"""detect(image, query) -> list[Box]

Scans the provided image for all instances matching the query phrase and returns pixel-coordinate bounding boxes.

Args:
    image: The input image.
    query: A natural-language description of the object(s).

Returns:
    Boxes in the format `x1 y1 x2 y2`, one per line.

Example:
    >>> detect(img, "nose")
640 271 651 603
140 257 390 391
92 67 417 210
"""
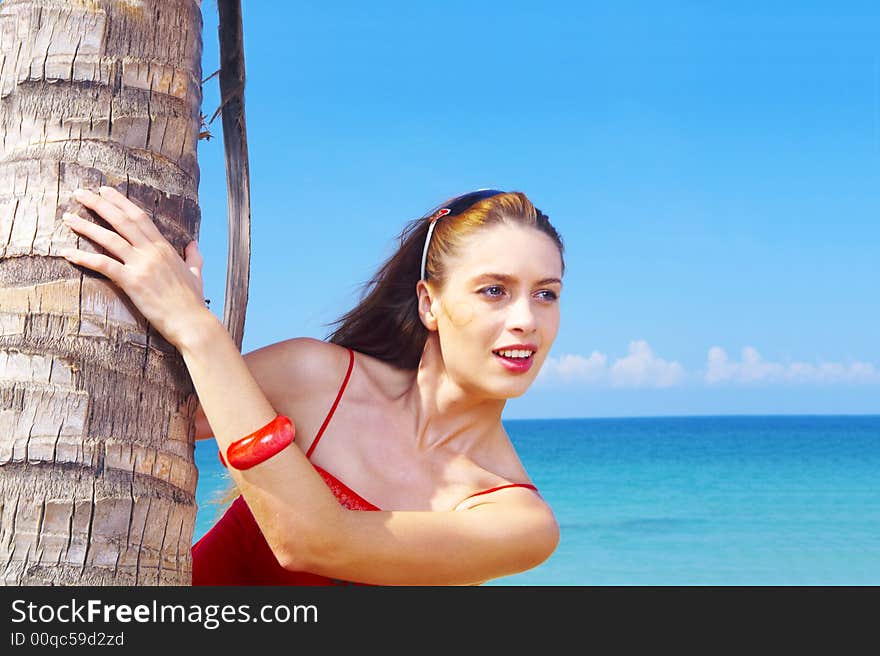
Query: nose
505 294 538 334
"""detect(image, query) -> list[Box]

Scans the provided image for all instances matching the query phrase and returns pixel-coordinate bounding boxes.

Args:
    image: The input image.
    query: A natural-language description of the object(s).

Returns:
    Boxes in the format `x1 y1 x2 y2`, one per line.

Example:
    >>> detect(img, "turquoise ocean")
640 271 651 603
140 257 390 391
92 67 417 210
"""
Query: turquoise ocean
193 415 880 585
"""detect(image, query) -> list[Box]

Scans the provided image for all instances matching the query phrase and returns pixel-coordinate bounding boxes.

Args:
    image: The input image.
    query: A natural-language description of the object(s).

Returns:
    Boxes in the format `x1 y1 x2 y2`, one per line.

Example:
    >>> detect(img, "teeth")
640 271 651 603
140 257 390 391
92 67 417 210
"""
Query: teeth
495 349 534 359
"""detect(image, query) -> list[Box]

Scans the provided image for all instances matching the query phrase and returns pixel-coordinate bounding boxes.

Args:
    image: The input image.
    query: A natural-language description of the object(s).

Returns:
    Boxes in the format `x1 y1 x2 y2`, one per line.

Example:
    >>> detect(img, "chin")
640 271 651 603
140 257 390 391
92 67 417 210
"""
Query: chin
505 389 529 399
501 380 533 399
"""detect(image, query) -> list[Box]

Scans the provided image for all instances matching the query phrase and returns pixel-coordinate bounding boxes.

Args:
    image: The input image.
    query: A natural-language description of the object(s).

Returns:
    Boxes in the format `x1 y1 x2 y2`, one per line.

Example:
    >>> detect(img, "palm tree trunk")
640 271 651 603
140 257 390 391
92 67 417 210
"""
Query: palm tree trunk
0 0 203 585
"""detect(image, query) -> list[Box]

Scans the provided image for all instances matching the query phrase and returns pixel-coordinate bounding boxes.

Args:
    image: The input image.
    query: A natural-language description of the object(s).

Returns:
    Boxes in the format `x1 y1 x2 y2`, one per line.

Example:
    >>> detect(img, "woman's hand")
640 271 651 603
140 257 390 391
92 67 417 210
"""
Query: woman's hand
60 186 208 349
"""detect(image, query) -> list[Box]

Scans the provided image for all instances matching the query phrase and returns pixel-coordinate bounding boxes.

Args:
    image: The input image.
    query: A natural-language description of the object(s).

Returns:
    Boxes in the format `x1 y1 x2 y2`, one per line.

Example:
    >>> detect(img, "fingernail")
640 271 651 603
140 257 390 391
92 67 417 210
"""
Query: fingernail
59 248 71 258
98 185 112 194
62 212 77 223
72 189 87 199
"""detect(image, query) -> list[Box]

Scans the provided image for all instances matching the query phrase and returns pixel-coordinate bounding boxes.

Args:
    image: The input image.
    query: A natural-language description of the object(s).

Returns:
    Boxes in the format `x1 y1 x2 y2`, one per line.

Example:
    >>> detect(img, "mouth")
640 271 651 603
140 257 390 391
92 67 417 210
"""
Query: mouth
492 348 536 372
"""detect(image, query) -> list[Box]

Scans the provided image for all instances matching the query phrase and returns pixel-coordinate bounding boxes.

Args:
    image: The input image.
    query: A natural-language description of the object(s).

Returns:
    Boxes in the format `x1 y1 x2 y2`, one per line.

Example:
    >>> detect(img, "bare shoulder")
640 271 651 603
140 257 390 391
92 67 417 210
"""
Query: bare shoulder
244 336 351 402
460 482 560 574
465 488 561 580
193 337 350 440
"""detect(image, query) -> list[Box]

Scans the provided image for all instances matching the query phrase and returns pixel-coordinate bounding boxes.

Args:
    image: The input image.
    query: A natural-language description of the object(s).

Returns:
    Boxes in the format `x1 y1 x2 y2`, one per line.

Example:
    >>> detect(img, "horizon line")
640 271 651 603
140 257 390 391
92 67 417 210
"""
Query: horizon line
502 412 880 421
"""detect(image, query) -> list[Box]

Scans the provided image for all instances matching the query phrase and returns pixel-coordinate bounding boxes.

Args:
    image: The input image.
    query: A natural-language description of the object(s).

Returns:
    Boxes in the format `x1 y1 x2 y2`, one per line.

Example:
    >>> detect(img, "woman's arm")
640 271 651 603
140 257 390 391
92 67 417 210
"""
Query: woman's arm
63 186 559 585
192 338 315 441
309 488 560 586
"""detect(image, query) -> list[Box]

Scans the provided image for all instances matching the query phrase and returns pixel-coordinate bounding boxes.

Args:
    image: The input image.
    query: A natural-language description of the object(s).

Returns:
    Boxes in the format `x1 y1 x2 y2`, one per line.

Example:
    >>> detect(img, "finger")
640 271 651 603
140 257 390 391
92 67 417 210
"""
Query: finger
60 246 125 281
63 212 133 261
72 188 151 247
185 240 204 277
96 185 138 215
98 186 165 243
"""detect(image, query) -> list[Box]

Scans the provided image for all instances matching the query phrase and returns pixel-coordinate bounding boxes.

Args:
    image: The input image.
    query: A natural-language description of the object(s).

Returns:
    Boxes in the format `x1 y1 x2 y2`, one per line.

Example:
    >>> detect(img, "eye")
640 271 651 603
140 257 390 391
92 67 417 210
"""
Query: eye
480 285 505 298
538 290 559 301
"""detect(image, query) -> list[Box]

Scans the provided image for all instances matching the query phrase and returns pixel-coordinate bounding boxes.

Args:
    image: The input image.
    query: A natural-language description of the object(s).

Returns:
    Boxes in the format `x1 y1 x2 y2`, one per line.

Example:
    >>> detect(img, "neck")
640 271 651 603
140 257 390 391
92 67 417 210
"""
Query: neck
398 334 507 454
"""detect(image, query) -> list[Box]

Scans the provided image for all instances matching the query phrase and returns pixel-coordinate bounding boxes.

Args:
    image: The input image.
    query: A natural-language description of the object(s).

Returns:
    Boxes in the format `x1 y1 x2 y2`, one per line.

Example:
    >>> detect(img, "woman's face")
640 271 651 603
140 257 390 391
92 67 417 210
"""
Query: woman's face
426 222 563 398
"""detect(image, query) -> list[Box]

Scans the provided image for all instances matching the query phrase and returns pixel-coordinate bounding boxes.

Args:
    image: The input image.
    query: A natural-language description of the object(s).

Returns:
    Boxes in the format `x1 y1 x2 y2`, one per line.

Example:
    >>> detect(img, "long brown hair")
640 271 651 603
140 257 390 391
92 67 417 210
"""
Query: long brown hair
323 190 565 369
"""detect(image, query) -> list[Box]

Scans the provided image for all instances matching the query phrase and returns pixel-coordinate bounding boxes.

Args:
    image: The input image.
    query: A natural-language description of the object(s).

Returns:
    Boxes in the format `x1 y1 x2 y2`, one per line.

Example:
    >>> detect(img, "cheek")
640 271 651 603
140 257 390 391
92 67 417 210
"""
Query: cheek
442 299 475 327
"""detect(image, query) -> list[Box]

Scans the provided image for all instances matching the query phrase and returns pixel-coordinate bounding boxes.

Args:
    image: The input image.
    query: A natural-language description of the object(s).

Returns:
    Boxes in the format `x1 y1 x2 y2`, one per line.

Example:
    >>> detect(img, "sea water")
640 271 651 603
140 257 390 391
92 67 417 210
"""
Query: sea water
193 415 880 585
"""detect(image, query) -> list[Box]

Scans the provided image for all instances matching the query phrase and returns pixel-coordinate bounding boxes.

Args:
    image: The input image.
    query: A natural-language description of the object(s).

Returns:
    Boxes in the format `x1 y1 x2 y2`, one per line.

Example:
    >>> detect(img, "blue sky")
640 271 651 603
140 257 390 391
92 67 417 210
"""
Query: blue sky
194 2 879 419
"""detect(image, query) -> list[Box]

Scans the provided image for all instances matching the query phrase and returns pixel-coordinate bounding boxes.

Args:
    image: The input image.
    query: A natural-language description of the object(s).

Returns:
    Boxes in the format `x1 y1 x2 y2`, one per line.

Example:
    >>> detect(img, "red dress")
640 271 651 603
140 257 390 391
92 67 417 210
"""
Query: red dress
191 347 538 586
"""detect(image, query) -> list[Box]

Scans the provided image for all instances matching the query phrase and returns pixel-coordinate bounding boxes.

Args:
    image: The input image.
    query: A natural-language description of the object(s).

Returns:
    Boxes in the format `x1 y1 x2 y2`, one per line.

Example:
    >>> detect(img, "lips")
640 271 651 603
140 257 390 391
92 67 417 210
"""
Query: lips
492 344 537 373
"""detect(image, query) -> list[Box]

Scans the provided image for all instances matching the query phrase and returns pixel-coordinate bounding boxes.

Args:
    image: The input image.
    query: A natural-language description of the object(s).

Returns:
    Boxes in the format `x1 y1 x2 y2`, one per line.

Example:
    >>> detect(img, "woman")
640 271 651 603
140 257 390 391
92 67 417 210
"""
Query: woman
60 187 565 586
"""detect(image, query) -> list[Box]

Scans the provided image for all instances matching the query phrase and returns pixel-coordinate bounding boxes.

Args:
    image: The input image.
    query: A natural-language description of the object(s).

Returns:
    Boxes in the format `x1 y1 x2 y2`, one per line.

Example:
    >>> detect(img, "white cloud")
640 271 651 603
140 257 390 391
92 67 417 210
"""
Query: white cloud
705 346 880 385
538 342 880 389
609 340 687 388
538 340 686 389
537 351 607 384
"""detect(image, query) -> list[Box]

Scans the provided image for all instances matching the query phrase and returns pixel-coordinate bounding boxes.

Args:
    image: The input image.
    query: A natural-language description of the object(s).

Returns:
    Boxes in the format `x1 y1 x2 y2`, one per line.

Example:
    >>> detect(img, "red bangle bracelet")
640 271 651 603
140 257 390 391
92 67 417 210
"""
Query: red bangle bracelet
217 415 296 471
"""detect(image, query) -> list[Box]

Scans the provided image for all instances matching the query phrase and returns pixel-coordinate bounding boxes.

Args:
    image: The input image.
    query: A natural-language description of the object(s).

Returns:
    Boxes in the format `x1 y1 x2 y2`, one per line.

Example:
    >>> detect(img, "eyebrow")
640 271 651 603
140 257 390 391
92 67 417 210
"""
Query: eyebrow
470 273 563 286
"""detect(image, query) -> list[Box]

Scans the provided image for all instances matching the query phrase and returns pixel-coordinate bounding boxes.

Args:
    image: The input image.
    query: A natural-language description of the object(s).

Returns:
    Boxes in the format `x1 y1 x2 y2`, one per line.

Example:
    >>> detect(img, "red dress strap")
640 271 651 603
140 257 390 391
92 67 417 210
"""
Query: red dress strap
305 347 355 459
461 482 539 502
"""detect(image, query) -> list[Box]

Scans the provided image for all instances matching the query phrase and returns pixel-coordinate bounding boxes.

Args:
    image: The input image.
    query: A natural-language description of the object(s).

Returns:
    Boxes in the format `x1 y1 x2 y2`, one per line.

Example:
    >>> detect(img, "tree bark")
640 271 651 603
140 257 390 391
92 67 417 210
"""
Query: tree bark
0 0 203 585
